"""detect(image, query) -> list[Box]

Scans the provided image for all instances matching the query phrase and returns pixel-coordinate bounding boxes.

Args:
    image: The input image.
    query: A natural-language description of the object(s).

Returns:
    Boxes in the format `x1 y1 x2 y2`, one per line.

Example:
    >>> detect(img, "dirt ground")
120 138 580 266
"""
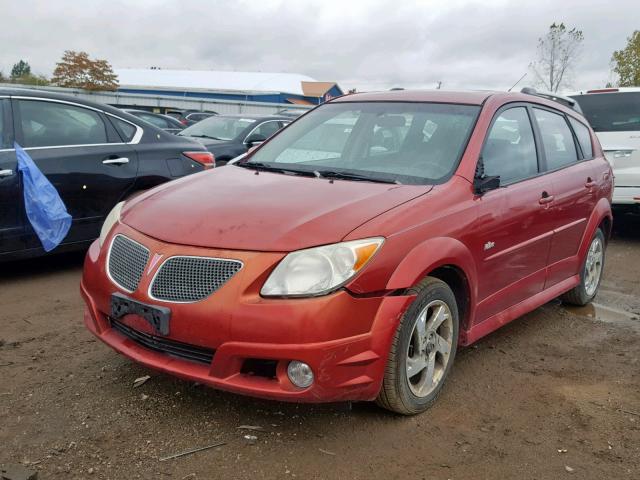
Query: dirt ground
1 215 639 480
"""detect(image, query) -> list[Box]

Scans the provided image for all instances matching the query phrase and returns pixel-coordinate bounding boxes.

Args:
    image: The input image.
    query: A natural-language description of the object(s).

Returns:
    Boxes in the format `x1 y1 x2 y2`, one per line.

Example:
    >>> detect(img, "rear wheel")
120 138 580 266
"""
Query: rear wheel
376 277 459 415
561 228 606 306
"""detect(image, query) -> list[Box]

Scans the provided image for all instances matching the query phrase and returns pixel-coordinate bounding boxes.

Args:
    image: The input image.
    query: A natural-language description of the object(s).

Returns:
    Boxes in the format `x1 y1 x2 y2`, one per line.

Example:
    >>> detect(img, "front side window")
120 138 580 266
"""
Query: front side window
534 108 578 170
19 100 108 148
179 117 256 141
568 117 593 159
482 107 538 184
250 121 282 140
245 102 480 184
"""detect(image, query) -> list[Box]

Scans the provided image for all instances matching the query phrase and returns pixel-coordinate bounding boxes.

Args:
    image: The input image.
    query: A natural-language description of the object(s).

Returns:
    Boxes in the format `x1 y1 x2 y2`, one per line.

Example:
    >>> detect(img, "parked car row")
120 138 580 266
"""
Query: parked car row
118 108 293 165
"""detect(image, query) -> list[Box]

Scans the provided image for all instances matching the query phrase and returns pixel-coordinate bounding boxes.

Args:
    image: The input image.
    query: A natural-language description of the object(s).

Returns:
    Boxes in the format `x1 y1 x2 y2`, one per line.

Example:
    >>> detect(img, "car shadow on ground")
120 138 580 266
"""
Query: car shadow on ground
612 211 640 240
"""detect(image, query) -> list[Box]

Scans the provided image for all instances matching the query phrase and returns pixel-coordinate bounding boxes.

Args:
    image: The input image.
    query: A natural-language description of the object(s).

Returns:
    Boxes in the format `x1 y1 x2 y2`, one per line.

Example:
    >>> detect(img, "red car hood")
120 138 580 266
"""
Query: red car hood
123 167 431 251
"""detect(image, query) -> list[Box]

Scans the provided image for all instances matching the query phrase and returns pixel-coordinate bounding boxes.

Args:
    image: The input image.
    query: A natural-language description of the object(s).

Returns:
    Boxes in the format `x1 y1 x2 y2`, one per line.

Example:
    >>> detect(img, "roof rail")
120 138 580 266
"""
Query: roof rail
520 87 583 114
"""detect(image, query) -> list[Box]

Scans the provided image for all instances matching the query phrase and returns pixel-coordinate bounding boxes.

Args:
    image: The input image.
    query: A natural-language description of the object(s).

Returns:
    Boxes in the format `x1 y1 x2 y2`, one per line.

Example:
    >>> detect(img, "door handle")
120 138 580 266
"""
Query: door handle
102 157 129 165
0 169 13 177
585 177 596 188
539 192 554 205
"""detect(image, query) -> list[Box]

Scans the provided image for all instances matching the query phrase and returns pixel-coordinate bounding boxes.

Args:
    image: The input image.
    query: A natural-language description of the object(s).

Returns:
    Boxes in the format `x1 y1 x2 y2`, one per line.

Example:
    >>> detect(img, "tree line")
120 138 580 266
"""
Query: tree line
1 30 639 93
0 51 118 91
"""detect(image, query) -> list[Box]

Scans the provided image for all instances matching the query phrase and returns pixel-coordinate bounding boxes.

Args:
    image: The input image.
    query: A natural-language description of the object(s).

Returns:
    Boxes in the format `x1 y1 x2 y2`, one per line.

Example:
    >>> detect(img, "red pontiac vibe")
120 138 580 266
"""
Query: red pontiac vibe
81 90 613 414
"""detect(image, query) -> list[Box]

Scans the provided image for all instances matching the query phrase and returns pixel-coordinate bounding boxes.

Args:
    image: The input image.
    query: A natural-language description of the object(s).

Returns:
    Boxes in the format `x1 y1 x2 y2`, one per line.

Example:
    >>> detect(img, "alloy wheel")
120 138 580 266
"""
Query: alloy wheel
405 300 454 398
584 236 604 296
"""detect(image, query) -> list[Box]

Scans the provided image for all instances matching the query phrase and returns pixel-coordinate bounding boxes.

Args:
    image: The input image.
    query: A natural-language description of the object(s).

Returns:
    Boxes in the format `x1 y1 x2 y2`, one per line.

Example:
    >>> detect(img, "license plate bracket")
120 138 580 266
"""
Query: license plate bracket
110 292 171 336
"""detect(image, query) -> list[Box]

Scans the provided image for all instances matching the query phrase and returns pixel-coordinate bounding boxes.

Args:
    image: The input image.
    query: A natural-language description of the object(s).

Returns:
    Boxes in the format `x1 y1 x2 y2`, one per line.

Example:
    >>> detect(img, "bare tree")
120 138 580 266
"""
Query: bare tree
531 23 583 92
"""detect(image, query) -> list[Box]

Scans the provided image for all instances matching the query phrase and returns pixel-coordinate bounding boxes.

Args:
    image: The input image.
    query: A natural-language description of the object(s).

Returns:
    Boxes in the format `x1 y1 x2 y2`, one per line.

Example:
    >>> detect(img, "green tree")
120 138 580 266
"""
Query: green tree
11 60 31 79
51 51 118 91
15 74 50 86
531 23 584 92
612 30 640 87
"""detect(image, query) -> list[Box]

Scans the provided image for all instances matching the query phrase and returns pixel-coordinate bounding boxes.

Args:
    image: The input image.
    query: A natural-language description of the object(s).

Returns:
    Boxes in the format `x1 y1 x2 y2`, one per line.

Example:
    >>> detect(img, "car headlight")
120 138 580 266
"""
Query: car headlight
99 201 125 247
261 237 384 297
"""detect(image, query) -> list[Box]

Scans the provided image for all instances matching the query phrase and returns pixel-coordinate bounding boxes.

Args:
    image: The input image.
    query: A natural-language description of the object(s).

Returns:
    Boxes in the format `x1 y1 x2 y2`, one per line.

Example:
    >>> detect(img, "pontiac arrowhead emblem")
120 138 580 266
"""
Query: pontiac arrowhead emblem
148 253 164 274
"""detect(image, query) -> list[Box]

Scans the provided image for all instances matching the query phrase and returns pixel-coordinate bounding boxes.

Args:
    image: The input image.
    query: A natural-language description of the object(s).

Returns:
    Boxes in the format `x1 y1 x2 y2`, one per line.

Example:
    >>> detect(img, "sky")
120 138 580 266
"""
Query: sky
0 0 636 94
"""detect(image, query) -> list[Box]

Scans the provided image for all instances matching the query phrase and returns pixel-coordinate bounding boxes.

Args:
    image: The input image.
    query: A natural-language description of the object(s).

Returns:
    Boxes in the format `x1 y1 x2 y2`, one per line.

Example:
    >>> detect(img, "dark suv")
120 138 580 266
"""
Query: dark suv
0 88 213 261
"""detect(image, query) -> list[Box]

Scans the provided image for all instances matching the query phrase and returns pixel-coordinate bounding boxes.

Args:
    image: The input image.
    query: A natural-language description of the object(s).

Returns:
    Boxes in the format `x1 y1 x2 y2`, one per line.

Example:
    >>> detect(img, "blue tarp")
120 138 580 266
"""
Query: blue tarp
16 142 71 252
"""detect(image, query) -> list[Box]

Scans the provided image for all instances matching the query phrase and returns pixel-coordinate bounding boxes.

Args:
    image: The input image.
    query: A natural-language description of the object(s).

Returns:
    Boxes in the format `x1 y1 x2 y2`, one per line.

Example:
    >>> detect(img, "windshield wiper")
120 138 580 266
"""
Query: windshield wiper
237 162 316 176
185 134 224 140
313 170 402 184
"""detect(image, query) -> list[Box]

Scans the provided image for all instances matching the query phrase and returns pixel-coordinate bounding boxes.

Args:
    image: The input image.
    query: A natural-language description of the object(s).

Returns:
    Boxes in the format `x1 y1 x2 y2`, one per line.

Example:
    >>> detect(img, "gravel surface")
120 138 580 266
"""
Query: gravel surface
1 215 639 479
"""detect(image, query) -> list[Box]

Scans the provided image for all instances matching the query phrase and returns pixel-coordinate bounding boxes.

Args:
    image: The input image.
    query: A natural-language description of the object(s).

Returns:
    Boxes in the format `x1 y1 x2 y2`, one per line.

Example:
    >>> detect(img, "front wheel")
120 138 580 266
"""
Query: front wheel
561 228 606 306
376 277 459 415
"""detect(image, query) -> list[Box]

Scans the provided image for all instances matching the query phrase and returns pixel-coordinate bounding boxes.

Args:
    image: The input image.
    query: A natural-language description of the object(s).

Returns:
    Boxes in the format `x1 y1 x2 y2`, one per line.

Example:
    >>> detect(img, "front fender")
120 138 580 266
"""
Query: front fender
385 236 478 307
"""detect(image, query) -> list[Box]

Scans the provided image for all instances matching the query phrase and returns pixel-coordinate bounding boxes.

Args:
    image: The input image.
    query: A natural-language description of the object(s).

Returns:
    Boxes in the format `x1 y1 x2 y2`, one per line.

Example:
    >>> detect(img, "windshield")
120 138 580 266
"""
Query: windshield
180 116 256 140
243 102 480 184
571 92 640 132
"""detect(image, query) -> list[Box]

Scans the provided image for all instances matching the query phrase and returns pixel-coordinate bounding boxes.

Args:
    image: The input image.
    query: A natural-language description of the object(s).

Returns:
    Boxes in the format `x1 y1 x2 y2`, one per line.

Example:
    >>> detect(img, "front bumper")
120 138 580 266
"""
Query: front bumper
81 224 413 402
612 186 640 206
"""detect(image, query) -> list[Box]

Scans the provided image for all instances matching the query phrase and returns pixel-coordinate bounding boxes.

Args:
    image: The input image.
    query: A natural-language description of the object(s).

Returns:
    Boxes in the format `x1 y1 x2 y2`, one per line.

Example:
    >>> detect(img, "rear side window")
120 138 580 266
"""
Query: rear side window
568 117 593 159
110 117 137 142
482 107 538 183
19 100 108 147
533 108 578 170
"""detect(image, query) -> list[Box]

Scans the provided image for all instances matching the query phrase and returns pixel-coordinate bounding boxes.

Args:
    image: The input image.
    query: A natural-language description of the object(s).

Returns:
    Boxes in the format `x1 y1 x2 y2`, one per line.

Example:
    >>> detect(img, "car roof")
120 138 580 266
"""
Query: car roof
330 89 588 120
212 114 290 121
0 87 140 118
332 89 497 105
567 87 640 95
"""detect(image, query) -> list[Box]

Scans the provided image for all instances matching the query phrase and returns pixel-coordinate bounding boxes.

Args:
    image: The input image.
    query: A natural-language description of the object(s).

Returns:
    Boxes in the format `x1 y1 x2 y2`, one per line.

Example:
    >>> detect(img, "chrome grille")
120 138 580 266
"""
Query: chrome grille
108 235 150 292
150 256 242 302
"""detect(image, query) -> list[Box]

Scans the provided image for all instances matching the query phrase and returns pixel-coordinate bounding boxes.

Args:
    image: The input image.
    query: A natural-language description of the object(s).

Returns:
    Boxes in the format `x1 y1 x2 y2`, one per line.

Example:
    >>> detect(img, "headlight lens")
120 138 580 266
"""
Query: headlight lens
99 201 124 247
261 237 384 297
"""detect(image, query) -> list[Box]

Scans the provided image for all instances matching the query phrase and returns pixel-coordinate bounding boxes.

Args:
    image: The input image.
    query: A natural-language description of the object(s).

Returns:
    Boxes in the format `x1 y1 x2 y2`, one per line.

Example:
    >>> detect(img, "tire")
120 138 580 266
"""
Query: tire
561 228 606 306
376 277 459 415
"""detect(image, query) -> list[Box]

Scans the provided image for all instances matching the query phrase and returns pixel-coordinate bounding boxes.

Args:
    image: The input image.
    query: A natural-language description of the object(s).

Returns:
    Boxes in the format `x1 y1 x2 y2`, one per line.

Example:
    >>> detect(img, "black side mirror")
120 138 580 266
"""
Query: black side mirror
473 175 500 195
245 134 267 148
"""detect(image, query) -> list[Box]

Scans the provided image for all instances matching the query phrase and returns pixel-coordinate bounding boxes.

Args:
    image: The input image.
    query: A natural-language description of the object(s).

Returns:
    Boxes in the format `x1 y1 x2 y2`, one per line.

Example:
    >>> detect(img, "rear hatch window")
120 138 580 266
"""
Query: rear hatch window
571 92 640 132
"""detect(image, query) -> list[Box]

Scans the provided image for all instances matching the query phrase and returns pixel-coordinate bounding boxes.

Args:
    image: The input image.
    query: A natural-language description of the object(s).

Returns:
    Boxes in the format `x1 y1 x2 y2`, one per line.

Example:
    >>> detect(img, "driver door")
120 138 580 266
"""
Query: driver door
0 98 26 254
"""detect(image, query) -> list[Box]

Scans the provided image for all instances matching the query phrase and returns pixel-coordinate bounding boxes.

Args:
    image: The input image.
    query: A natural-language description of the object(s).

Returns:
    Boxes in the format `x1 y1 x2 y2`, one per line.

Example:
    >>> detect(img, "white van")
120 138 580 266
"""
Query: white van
570 88 640 211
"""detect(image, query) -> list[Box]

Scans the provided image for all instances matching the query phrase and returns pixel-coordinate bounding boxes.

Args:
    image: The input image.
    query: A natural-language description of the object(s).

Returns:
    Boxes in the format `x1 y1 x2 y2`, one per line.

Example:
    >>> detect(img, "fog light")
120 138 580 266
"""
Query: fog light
287 361 314 388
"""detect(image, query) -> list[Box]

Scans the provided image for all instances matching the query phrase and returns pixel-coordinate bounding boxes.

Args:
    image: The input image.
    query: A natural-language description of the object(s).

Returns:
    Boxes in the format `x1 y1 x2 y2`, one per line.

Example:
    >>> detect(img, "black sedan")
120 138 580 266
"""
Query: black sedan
177 114 291 165
0 88 213 261
121 109 185 134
